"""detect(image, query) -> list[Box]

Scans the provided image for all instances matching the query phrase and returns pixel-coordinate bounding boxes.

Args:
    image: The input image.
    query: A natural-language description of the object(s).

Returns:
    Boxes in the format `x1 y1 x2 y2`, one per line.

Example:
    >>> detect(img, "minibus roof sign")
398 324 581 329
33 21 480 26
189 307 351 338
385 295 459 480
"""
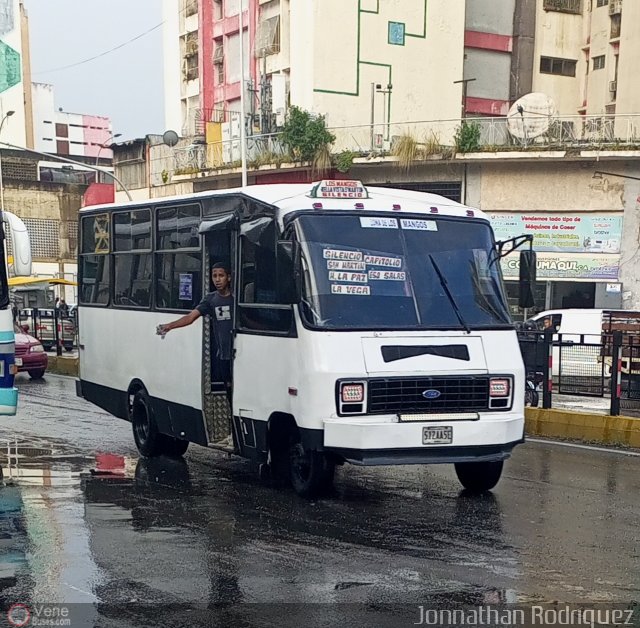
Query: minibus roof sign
310 179 369 199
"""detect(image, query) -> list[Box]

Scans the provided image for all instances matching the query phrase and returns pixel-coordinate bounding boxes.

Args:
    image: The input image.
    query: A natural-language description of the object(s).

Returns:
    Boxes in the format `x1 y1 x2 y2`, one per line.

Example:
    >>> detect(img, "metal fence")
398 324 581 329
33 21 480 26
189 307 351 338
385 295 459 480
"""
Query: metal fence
17 308 77 355
517 330 640 416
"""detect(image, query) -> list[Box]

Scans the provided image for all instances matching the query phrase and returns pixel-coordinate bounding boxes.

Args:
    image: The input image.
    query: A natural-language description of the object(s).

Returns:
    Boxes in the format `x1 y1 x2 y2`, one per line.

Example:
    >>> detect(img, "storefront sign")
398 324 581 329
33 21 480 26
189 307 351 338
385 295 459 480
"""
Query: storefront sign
489 213 623 254
501 253 619 280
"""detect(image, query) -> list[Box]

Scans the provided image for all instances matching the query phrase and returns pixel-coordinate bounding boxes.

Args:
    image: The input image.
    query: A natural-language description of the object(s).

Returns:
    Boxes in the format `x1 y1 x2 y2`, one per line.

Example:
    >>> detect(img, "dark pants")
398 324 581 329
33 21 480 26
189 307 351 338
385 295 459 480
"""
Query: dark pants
212 359 232 406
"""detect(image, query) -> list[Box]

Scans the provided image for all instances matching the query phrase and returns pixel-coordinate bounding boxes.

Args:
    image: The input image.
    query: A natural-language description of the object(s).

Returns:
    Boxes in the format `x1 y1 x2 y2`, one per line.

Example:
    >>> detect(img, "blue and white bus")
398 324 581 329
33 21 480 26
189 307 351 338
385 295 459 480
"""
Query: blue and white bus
76 180 535 497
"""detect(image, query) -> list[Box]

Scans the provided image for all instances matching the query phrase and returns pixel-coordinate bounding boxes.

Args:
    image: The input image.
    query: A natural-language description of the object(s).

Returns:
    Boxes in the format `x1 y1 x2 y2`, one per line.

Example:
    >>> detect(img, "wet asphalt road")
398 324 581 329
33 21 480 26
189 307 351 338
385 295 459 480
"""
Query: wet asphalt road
0 374 639 627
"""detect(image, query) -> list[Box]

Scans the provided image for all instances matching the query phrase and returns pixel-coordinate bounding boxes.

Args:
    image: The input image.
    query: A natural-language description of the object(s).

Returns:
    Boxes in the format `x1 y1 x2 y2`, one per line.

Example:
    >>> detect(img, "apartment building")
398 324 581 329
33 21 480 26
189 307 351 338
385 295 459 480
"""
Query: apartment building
532 0 639 116
164 0 522 142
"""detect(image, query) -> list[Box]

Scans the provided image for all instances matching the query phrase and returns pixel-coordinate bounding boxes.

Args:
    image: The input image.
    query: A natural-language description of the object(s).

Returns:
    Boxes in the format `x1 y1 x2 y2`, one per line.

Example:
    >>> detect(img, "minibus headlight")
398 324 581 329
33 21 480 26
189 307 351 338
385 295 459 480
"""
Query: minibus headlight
341 383 365 403
489 378 510 397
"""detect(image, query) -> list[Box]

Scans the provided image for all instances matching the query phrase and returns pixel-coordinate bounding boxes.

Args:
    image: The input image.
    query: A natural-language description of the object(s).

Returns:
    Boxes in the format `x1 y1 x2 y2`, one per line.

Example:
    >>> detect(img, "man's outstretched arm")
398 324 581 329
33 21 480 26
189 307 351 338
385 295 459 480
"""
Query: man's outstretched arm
157 309 202 335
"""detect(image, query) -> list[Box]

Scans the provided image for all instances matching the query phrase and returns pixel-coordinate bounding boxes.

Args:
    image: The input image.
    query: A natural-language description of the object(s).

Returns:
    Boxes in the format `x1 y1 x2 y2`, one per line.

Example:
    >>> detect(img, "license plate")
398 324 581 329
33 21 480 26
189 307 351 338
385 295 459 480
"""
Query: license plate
15 358 22 366
422 426 453 445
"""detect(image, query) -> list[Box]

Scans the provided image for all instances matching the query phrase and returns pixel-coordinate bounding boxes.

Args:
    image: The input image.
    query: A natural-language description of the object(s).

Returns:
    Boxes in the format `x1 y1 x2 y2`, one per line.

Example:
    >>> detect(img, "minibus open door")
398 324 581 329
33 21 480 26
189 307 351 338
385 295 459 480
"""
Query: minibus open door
199 214 238 449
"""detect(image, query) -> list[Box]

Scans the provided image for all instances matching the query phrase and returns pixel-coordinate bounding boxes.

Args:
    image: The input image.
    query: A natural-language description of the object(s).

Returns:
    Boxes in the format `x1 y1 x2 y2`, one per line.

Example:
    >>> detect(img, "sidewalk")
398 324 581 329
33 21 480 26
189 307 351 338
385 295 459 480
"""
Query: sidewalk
526 393 640 448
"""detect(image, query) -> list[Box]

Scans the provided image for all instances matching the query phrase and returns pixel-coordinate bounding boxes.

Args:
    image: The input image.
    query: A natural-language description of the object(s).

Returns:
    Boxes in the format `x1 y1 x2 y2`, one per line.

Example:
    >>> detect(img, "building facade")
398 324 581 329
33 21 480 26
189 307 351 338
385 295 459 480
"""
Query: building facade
31 83 114 160
532 0 639 117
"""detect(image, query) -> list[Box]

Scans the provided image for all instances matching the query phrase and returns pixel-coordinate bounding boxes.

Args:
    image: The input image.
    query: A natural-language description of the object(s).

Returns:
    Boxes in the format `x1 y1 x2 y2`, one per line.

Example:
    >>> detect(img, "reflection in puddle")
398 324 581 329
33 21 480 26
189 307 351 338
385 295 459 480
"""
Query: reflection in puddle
0 436 530 616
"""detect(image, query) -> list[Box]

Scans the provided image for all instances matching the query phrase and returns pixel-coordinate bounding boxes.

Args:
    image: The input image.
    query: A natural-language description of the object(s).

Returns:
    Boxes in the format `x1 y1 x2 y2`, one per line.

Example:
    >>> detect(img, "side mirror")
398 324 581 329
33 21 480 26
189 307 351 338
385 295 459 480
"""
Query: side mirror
20 325 29 333
276 240 301 304
518 250 537 309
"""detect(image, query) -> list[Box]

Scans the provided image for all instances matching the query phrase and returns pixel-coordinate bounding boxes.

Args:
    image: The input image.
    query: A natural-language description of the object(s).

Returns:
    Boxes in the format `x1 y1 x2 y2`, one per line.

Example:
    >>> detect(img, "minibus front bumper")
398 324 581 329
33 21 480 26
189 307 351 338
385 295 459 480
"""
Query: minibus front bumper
323 415 524 466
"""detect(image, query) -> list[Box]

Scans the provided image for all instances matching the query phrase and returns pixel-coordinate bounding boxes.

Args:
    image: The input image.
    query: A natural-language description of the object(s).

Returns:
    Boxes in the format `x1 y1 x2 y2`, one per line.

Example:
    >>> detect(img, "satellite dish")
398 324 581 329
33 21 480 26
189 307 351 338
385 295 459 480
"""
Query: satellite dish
162 130 179 147
507 93 556 140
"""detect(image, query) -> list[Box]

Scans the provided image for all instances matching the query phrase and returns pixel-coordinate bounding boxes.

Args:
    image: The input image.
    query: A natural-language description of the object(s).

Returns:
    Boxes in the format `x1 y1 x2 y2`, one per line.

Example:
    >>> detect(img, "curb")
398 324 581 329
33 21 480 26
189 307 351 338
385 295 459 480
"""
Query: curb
525 407 640 448
47 356 79 377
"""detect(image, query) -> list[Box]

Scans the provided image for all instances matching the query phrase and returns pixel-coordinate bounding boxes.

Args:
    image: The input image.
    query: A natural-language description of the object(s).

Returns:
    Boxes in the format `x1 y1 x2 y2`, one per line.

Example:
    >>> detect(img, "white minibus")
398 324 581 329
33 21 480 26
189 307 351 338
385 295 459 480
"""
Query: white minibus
76 181 535 497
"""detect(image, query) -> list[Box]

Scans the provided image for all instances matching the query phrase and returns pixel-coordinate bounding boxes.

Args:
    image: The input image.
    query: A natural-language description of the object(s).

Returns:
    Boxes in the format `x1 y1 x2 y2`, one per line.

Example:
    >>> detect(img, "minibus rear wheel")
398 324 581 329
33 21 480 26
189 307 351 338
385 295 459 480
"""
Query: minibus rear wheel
132 390 165 457
289 433 335 498
454 460 503 492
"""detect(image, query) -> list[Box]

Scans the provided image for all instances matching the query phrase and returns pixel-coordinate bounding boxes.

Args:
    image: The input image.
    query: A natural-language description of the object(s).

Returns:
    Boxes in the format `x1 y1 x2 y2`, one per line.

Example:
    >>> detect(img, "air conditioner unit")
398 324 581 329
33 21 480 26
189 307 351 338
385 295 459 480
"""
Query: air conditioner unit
609 0 622 15
609 80 617 93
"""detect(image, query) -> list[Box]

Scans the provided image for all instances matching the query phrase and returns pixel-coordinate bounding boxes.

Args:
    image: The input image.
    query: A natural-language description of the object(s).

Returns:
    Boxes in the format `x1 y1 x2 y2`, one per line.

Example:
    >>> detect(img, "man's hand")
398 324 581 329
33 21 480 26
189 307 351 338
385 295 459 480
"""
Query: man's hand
156 324 170 337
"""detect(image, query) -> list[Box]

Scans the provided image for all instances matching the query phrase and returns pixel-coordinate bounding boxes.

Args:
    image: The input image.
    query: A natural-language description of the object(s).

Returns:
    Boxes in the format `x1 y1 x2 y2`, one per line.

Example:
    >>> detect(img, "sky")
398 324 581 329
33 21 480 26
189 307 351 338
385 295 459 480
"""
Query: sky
26 0 165 140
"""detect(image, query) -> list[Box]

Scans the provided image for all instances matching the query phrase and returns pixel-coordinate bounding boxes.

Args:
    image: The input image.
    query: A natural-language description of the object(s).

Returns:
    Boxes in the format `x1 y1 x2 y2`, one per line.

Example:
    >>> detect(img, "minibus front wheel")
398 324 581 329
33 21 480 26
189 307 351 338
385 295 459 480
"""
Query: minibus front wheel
289 433 335 498
454 460 503 493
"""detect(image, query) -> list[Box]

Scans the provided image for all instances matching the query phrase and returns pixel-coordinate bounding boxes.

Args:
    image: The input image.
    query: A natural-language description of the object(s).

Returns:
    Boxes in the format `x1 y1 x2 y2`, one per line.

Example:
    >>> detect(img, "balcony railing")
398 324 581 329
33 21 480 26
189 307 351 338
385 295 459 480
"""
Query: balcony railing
149 112 640 184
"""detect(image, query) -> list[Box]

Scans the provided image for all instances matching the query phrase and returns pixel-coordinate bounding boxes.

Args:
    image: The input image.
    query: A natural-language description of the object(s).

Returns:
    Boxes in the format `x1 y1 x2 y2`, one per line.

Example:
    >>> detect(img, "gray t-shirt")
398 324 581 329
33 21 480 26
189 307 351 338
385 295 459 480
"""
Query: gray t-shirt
196 292 234 360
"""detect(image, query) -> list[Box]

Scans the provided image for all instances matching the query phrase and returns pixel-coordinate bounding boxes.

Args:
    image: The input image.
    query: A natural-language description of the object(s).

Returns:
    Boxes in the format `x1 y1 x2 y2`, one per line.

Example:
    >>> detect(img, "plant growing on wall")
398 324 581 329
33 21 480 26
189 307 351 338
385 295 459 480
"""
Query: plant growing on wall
393 133 420 171
336 150 355 173
454 121 482 153
280 106 336 163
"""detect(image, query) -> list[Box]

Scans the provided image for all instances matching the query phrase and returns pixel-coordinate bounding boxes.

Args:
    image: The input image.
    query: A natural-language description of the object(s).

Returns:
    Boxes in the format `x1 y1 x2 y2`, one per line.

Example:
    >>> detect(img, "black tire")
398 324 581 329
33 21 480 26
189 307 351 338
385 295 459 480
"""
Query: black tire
289 433 335 498
64 346 74 353
525 386 539 407
28 370 45 380
131 390 165 457
455 460 503 493
42 344 52 352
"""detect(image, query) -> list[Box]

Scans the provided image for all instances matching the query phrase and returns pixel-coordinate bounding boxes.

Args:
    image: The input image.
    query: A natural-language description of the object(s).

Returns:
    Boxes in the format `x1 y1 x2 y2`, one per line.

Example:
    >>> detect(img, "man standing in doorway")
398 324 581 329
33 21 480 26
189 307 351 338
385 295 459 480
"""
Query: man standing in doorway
156 262 234 403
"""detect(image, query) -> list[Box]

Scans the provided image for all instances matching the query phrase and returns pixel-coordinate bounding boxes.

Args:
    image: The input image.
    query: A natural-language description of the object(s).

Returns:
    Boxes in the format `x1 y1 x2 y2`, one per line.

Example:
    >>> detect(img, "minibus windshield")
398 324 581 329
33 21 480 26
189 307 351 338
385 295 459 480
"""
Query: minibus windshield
295 213 511 330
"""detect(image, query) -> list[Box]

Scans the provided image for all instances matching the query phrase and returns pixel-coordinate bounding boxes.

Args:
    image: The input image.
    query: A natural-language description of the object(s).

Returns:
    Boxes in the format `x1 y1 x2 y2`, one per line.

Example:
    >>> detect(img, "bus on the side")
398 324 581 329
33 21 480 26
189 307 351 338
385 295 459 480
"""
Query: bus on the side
0 211 32 414
76 180 535 497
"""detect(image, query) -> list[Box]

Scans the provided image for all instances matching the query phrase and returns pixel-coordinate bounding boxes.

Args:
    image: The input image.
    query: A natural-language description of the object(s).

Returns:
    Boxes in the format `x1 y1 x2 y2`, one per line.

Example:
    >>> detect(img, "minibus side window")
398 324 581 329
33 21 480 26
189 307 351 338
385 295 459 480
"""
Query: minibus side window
79 214 110 306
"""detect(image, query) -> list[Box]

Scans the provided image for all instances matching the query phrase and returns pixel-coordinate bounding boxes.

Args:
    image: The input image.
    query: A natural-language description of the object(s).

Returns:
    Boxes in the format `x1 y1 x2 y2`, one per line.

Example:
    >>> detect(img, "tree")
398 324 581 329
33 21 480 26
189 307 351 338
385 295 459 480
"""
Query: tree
280 106 336 162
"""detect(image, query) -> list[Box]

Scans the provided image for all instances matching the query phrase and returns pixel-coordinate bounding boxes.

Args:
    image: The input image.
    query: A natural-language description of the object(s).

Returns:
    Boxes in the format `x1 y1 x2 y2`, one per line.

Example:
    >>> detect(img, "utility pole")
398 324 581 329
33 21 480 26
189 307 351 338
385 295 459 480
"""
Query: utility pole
370 83 378 152
239 0 248 187
376 84 393 142
453 78 476 120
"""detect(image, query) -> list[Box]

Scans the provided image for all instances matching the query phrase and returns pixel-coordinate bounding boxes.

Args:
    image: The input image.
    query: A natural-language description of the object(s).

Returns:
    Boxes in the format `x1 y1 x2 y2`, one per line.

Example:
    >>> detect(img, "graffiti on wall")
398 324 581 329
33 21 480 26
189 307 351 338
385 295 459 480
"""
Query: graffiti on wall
0 39 20 93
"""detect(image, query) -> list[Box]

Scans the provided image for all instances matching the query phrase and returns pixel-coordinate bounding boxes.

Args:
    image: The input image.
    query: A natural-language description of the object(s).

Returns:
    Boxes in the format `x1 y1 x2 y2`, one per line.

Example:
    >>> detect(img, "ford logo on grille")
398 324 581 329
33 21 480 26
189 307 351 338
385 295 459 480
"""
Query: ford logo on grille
422 389 442 399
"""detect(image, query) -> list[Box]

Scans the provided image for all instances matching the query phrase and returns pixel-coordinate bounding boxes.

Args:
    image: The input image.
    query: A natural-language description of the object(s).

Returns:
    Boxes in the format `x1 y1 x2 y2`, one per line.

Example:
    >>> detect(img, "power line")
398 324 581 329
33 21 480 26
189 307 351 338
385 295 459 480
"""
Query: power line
33 21 163 75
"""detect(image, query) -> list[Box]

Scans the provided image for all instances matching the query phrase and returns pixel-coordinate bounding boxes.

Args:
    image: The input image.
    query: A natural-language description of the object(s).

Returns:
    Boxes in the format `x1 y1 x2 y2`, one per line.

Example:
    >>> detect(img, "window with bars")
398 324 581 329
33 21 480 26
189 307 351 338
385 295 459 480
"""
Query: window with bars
22 219 60 259
543 0 582 13
593 55 606 70
1 158 38 181
540 56 577 76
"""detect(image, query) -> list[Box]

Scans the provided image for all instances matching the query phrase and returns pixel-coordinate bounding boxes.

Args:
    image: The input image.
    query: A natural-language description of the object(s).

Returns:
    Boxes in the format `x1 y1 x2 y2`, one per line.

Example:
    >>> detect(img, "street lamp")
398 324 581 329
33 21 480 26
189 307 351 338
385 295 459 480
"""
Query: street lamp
0 110 15 221
453 78 476 120
593 170 640 182
95 132 122 166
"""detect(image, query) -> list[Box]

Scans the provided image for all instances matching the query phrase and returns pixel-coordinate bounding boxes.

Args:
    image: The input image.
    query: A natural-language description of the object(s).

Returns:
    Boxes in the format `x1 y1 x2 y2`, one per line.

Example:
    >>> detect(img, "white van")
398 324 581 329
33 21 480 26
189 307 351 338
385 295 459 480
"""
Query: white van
526 309 607 377
528 308 604 340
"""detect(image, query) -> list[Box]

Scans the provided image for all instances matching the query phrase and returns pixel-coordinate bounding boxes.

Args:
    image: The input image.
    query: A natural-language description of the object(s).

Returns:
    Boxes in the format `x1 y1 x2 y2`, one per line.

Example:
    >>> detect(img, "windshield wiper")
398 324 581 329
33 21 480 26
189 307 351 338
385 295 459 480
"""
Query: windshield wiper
428 254 471 334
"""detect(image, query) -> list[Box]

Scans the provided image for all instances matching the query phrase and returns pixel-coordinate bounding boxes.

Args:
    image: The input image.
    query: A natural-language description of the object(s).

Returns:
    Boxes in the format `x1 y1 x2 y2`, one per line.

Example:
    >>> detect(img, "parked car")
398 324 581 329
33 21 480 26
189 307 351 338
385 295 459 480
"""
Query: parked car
18 308 75 352
14 323 48 379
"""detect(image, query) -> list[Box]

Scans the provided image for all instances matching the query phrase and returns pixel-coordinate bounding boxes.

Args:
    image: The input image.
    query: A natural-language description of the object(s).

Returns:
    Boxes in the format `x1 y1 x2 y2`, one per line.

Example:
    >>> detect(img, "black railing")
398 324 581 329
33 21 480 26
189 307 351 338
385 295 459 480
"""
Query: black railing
517 329 640 416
